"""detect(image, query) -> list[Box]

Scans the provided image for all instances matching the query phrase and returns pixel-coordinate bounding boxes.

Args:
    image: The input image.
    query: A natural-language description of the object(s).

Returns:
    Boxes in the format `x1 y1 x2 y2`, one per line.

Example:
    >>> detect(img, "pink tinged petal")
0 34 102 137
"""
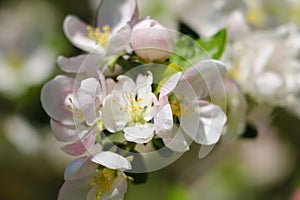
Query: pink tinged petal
50 119 87 142
63 15 106 54
107 24 131 56
97 0 138 32
195 101 227 145
58 177 92 200
162 125 190 152
124 124 155 144
159 72 182 100
61 126 98 156
57 54 104 74
41 75 75 125
91 151 131 171
182 60 226 99
78 78 102 126
102 94 130 132
64 157 90 180
131 18 175 62
60 158 98 199
154 104 173 137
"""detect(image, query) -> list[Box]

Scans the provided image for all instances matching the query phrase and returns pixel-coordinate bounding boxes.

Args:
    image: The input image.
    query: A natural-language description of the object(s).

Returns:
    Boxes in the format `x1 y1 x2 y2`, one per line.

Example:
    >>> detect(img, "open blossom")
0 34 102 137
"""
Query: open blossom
102 71 173 144
58 151 131 200
57 0 138 73
175 0 247 37
0 1 57 97
131 17 175 62
224 24 300 113
159 60 227 154
41 73 115 156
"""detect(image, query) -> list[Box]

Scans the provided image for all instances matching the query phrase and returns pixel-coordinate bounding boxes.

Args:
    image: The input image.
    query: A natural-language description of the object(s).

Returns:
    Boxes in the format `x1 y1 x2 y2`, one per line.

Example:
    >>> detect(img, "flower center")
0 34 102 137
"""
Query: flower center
170 94 196 119
91 168 116 200
123 92 145 123
86 25 111 47
6 54 24 70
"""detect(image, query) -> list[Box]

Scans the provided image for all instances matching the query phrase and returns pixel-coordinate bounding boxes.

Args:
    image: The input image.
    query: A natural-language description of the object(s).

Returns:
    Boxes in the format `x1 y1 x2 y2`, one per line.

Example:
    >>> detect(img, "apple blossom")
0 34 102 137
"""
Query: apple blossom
131 17 175 62
58 151 131 200
101 71 173 144
224 24 300 112
0 1 57 97
58 0 138 73
41 73 115 156
159 60 227 153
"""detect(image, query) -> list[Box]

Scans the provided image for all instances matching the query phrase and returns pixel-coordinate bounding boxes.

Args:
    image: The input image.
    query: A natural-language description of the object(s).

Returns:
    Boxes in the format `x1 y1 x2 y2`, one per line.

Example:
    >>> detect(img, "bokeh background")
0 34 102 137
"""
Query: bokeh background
0 0 300 199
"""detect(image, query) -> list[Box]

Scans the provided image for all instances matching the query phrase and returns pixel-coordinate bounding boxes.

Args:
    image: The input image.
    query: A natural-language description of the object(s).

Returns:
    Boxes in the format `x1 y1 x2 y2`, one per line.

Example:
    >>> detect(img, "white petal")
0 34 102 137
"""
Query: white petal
195 101 227 145
154 103 173 137
159 72 182 100
102 94 130 132
91 151 131 170
50 119 85 142
64 157 89 180
97 0 138 32
57 54 104 73
63 15 106 54
41 75 75 124
107 24 131 56
255 72 283 97
198 144 215 159
61 126 98 156
124 124 155 144
181 60 226 98
58 177 92 200
77 78 101 126
162 125 190 152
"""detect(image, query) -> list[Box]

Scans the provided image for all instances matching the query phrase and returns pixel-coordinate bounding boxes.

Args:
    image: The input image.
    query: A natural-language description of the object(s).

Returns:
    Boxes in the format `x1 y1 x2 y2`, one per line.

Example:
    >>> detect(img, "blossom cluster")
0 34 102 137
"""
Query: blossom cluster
41 0 228 199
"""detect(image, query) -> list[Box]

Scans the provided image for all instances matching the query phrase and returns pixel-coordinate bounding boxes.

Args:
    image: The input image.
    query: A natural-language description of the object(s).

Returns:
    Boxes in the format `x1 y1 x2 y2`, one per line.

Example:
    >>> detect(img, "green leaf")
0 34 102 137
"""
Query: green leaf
197 28 227 60
170 29 227 70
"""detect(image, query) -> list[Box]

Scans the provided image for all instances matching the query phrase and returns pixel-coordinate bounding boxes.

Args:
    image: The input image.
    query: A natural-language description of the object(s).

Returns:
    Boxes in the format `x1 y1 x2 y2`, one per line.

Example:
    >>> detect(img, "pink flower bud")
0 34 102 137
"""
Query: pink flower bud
131 18 175 62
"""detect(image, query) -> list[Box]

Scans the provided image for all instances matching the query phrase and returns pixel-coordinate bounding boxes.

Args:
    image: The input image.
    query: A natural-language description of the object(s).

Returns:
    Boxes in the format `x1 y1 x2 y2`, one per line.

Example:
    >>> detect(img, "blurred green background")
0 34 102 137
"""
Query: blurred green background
0 0 300 199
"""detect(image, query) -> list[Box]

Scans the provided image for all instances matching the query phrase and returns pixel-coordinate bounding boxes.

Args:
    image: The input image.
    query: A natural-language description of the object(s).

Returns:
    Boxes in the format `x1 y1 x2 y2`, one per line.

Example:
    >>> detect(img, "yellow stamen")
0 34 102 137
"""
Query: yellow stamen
91 168 116 200
86 25 111 48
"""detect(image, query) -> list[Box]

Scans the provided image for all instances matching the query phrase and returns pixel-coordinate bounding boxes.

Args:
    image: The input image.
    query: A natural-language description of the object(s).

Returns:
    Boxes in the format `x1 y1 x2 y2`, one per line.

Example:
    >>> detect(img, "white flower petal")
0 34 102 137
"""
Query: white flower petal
182 60 226 99
91 151 131 170
61 126 98 156
124 124 155 144
41 75 75 124
154 103 173 137
159 72 182 100
107 24 131 56
97 0 138 32
64 157 89 180
162 125 190 152
50 119 86 142
195 101 227 145
78 78 101 126
58 177 92 200
102 94 130 132
63 15 106 54
57 54 104 74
